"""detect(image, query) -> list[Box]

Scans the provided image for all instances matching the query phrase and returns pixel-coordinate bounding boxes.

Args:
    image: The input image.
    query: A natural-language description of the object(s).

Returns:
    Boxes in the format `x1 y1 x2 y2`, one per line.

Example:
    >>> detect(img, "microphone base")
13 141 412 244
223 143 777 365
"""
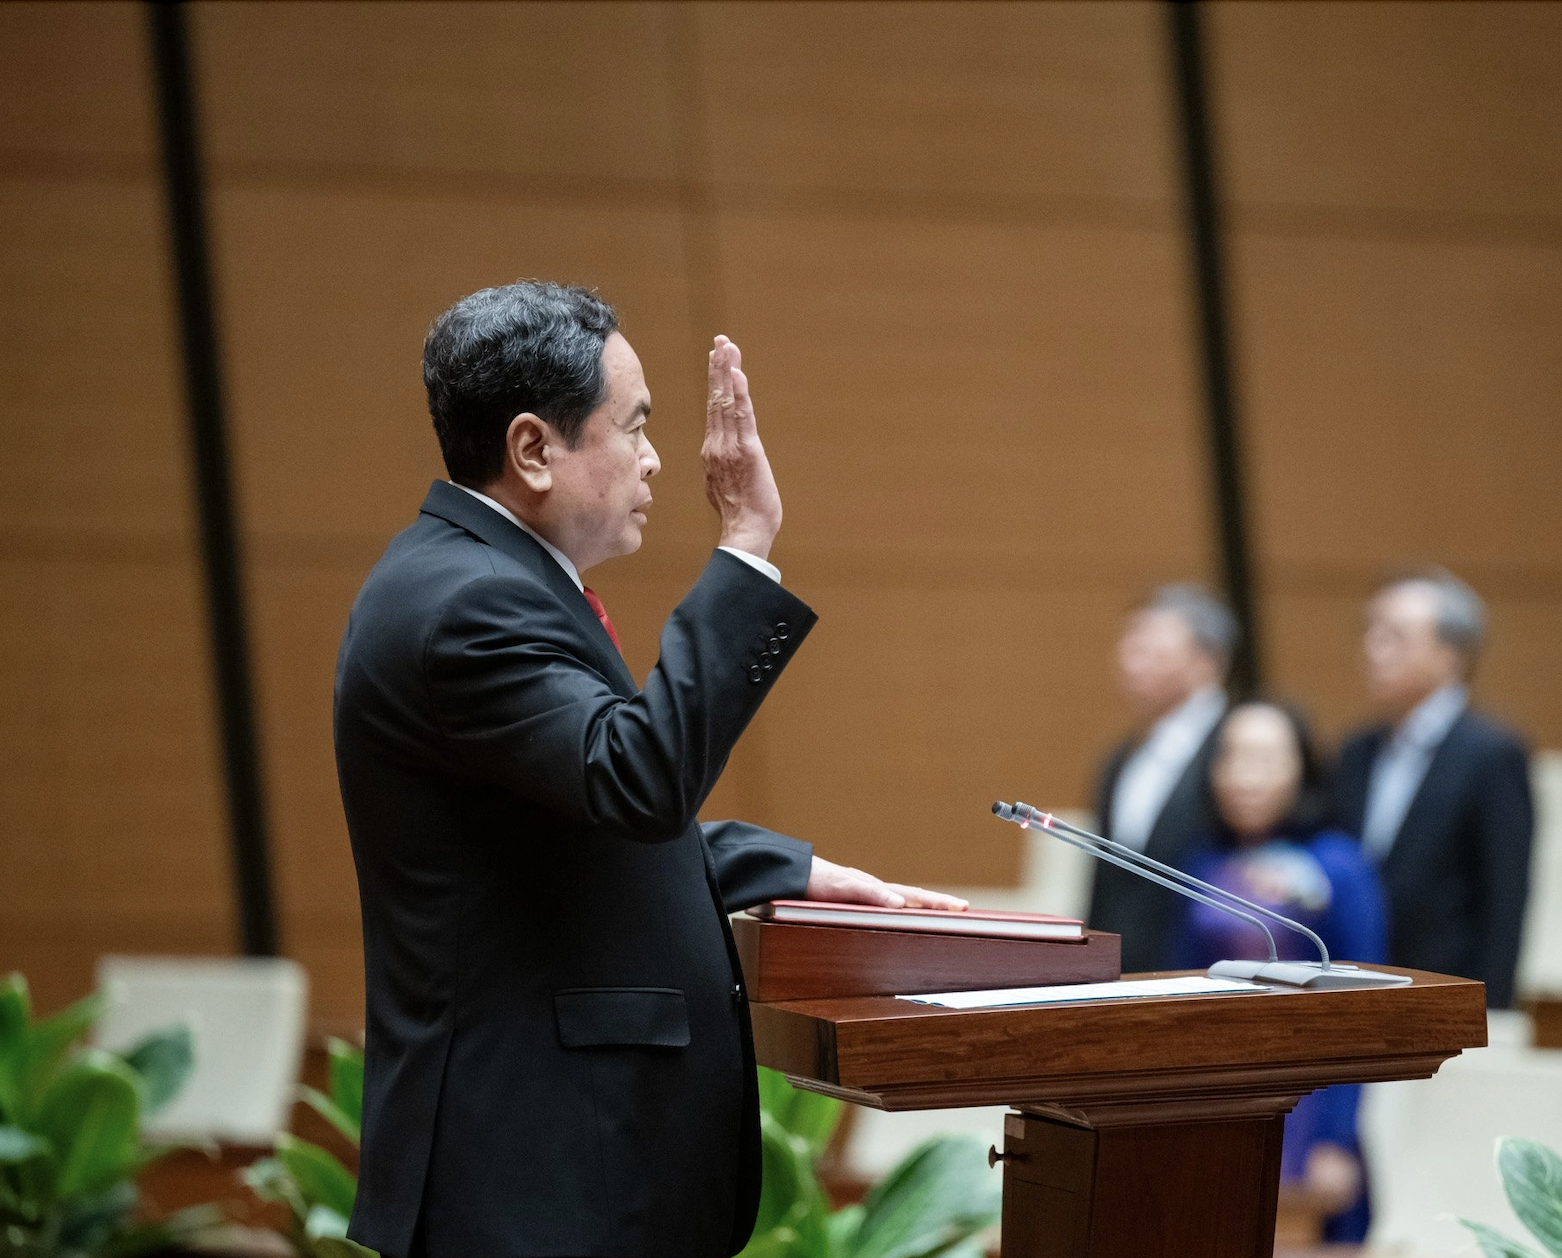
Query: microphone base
1208 959 1414 989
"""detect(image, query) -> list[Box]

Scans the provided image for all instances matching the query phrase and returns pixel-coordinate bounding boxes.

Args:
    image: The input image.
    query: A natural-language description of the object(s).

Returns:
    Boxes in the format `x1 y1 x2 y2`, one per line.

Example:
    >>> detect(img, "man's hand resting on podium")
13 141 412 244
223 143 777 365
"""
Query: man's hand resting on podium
805 856 970 911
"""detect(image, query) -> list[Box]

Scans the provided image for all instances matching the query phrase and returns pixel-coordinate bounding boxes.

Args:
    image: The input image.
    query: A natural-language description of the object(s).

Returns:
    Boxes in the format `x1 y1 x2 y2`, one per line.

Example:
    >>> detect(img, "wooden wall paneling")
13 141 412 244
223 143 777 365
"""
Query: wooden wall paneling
691 0 1177 212
193 1 682 190
699 1 1210 880
0 1 233 1015
0 1 155 169
1232 233 1562 575
0 560 233 1010
1210 1 1562 753
1210 0 1562 223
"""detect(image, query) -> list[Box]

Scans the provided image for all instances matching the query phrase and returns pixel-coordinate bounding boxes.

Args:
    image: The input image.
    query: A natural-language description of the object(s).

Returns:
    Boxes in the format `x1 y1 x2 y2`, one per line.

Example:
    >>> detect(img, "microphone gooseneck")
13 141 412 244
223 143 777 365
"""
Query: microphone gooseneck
991 799 1330 970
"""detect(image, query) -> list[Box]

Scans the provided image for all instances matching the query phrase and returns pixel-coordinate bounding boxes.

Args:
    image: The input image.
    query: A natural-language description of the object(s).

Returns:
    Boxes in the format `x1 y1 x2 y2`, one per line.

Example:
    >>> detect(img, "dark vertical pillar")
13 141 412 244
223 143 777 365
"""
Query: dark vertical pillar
147 0 278 956
1166 0 1263 697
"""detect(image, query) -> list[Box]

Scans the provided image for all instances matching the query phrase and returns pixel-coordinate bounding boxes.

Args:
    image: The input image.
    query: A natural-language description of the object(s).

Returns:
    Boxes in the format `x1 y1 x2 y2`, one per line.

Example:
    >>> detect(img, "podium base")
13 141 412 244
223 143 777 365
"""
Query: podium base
1208 959 1414 989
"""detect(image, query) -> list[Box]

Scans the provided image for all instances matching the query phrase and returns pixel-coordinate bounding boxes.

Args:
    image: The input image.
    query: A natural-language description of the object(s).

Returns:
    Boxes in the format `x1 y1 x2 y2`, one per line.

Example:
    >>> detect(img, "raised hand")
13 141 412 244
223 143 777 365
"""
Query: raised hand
703 335 783 561
805 856 971 912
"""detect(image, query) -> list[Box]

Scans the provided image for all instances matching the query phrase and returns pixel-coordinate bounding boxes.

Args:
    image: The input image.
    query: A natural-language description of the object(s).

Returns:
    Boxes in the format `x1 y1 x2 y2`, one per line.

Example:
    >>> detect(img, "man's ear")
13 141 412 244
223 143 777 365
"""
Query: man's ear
505 413 552 493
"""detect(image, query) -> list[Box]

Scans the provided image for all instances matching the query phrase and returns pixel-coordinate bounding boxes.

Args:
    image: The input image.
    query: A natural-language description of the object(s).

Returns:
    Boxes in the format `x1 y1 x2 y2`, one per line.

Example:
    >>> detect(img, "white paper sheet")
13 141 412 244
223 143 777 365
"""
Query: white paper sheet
897 975 1268 1009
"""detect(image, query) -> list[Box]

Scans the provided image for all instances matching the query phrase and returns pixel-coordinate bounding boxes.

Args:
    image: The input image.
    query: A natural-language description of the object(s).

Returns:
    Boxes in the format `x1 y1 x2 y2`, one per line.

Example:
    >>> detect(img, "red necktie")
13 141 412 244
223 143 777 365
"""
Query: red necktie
581 587 622 653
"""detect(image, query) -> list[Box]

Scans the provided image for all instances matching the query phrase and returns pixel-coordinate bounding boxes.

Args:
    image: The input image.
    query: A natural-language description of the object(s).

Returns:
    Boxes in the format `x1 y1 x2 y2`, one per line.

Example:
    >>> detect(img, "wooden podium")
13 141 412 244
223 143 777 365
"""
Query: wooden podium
747 947 1486 1258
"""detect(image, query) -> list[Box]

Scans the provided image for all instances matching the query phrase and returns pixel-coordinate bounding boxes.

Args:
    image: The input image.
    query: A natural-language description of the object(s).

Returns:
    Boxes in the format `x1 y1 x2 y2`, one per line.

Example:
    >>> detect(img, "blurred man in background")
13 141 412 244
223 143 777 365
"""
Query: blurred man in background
1088 584 1238 972
1333 569 1534 1007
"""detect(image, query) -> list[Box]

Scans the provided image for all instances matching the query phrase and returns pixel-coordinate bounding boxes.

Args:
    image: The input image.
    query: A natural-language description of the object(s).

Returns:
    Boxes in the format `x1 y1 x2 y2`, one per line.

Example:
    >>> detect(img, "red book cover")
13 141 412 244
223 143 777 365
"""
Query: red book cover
748 900 1084 942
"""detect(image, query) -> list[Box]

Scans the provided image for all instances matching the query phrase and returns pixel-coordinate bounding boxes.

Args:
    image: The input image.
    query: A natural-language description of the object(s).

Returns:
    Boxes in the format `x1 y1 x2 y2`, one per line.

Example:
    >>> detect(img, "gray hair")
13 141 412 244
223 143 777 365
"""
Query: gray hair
1381 567 1486 661
1142 583 1241 667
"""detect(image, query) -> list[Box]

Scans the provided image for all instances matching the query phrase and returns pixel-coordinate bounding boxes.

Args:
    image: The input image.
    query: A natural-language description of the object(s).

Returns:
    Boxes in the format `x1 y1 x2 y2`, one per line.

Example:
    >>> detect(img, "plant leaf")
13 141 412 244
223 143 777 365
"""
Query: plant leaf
22 991 105 1109
119 1024 195 1115
0 1125 50 1165
31 1047 142 1198
0 974 31 1121
54 1174 139 1251
758 1068 843 1159
827 1202 866 1255
276 1132 359 1220
309 1234 379 1258
244 1155 307 1218
327 1038 364 1132
1496 1138 1562 1258
738 1229 804 1258
305 1202 351 1239
96 1203 227 1258
851 1136 1001 1258
1460 1218 1548 1258
300 1086 362 1146
743 1112 831 1258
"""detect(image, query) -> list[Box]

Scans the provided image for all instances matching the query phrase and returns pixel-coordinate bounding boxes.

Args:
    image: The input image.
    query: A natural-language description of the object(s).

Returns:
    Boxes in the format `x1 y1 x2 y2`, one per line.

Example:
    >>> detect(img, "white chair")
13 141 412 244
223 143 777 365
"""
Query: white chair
1360 1010 1562 1255
94 955 308 1145
1518 750 1562 1001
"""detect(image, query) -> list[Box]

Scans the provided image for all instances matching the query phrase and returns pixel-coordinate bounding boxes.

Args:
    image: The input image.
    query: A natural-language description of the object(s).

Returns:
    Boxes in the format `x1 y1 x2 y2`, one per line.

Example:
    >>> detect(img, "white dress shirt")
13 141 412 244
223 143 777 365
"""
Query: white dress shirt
1360 683 1468 862
1109 685 1228 853
451 483 781 587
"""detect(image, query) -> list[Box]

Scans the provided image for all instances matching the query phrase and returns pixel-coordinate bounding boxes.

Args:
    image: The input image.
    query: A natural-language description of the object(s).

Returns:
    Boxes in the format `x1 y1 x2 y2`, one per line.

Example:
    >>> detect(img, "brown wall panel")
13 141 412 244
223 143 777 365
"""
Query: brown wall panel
0 2 154 167
1211 0 1562 223
195 2 682 189
0 2 232 1014
692 1 1174 212
714 209 1207 867
1210 1 1562 752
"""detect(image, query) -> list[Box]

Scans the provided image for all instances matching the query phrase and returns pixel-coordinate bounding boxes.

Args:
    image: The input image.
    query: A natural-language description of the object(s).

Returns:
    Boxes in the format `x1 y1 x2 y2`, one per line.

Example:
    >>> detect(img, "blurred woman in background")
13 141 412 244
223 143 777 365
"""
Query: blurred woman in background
1167 700 1386 1243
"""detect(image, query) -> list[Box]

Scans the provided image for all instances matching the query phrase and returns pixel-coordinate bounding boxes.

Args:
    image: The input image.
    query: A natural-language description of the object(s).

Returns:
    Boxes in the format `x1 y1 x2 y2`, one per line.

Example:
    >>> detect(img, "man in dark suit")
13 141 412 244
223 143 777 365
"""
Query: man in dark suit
1087 584 1236 973
334 282 962 1258
1334 569 1534 1007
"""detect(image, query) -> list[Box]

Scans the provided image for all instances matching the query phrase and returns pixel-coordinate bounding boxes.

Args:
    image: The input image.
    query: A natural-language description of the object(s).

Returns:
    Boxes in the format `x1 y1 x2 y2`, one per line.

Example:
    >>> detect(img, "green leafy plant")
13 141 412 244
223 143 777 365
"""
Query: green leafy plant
0 972 218 1257
1460 1137 1562 1258
243 1038 374 1258
741 1067 1000 1258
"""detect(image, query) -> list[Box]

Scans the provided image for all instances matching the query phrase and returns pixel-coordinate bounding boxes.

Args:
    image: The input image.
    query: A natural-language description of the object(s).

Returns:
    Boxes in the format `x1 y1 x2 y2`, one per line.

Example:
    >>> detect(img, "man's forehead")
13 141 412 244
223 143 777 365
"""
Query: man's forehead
601 332 650 413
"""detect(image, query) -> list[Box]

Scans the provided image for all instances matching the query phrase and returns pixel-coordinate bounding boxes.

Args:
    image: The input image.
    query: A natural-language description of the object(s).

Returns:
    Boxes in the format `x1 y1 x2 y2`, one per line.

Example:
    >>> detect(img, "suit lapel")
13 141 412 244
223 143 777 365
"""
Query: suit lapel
418 481 639 696
1382 714 1470 877
1142 722 1220 861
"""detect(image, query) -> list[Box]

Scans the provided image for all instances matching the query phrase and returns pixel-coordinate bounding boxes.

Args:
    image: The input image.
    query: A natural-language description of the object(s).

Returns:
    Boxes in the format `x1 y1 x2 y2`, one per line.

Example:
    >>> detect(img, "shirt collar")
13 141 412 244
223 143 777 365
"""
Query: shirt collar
450 482 584 591
1396 683 1467 749
1147 684 1228 755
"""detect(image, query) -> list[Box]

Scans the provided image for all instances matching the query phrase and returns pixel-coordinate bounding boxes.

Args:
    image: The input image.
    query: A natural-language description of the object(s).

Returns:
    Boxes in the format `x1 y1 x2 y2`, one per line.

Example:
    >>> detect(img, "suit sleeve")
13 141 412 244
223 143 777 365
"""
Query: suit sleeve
700 820 813 913
1474 737 1535 1009
423 550 815 845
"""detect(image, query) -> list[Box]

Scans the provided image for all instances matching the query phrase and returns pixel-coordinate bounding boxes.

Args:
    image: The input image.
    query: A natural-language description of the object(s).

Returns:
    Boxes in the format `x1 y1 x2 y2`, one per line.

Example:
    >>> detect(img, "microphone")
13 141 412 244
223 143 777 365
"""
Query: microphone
991 801 1411 989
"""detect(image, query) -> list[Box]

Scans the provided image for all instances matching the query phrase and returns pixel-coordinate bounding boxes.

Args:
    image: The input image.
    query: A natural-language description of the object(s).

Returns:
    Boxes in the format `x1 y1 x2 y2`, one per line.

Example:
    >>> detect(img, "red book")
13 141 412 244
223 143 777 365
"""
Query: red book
747 900 1084 942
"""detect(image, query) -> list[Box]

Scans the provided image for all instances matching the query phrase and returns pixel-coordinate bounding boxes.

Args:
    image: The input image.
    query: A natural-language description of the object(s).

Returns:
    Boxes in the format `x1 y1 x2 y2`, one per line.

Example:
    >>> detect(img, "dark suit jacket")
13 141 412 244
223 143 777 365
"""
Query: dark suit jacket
1334 709 1534 1008
334 482 817 1258
1086 727 1221 974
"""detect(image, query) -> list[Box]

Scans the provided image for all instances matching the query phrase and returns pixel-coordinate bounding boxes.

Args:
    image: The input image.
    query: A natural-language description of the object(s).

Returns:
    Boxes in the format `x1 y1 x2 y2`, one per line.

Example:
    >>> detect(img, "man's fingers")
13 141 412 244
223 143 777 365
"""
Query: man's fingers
706 337 739 437
886 884 970 911
855 878 907 909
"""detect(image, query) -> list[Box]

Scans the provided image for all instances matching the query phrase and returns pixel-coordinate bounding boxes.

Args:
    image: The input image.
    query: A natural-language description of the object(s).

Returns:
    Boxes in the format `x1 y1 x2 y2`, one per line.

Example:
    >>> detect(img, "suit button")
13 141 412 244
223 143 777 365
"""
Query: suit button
749 665 763 683
775 622 789 639
759 653 774 670
768 637 781 653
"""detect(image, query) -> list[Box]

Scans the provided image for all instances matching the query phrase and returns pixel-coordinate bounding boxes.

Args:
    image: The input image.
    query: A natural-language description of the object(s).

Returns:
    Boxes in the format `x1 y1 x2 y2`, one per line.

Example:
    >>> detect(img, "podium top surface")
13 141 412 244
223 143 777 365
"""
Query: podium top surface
750 967 1487 1114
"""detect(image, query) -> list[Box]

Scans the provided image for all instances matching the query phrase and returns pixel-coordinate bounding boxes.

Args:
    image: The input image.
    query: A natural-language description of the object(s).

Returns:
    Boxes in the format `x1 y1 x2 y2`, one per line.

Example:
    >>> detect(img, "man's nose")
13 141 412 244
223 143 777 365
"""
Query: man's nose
642 438 661 478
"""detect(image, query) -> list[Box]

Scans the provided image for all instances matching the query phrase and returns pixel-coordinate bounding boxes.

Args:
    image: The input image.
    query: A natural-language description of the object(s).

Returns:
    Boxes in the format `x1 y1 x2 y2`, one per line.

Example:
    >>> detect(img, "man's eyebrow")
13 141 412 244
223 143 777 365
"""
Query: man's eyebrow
626 398 651 422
